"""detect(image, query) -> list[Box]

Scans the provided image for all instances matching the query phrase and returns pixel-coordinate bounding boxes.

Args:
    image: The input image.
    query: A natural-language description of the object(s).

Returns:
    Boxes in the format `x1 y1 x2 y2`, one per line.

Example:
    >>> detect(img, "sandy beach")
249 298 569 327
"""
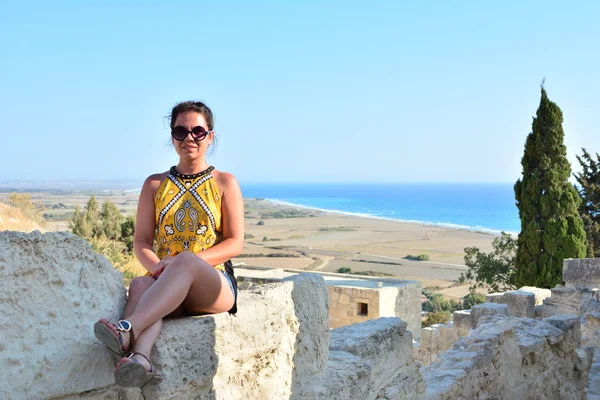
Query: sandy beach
236 198 497 298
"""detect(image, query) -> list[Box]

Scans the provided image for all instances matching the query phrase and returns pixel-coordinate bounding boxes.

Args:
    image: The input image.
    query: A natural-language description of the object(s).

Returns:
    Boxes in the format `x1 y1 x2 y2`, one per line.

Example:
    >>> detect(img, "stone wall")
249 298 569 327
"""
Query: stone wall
422 315 591 400
1 231 424 400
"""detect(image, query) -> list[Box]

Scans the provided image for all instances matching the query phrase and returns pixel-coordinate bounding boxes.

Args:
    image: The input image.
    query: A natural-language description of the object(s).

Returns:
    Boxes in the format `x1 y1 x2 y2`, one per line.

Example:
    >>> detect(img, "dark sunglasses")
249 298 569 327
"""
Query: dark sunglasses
171 125 213 141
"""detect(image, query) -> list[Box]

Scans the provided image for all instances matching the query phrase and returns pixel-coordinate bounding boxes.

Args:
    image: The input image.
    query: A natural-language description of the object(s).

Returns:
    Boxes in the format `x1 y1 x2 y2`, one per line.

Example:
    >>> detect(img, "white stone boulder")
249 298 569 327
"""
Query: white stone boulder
0 231 127 400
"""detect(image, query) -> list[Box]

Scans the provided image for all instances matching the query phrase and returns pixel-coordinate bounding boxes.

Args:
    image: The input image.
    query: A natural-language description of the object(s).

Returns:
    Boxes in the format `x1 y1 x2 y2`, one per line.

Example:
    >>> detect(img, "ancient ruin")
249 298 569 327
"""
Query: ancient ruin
1 230 598 399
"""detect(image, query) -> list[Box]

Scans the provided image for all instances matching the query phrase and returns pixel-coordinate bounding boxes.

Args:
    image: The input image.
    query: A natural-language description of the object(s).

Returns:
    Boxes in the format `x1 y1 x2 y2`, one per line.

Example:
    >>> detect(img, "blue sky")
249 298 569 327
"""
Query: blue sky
1 1 598 183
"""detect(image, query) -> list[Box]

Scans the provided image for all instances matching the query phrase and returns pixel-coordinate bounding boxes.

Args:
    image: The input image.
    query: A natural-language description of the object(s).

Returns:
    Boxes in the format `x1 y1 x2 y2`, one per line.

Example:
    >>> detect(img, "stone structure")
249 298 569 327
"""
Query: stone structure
235 266 422 339
486 290 535 318
327 281 421 334
1 231 424 400
413 323 458 366
422 315 591 400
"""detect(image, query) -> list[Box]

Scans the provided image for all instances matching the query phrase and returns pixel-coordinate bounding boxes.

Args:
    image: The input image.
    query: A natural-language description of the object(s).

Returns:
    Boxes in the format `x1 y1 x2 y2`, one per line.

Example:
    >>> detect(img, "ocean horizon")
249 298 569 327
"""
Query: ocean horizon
240 182 520 235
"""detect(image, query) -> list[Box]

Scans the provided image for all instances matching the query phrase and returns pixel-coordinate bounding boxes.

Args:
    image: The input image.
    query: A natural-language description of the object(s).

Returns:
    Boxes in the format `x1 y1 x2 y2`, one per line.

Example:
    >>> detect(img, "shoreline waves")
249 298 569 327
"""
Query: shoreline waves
261 198 518 237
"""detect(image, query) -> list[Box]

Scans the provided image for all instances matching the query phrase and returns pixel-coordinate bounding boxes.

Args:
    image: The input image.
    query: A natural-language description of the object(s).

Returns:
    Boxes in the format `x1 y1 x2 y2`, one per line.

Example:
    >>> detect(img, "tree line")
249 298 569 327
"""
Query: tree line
69 195 136 269
461 86 600 291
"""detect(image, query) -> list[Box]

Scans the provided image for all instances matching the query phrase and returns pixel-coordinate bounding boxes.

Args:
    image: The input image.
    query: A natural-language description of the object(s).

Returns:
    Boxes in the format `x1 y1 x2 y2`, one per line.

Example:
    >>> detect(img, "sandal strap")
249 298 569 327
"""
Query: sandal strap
114 320 135 349
128 352 153 372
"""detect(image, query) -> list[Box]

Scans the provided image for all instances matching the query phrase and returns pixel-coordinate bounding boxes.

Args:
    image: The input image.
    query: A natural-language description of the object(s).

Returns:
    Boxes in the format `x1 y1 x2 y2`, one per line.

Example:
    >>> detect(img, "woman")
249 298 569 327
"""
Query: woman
94 101 244 387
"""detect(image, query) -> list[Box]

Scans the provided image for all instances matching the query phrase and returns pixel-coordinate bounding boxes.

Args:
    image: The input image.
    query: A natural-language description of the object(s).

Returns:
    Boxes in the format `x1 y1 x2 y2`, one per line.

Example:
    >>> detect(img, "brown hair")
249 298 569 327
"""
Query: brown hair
169 101 214 130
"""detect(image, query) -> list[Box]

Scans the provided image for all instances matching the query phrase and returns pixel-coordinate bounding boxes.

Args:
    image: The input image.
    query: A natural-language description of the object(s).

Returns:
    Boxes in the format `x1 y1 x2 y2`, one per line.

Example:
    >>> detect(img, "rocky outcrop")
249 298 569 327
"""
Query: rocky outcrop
0 231 127 400
422 315 591 400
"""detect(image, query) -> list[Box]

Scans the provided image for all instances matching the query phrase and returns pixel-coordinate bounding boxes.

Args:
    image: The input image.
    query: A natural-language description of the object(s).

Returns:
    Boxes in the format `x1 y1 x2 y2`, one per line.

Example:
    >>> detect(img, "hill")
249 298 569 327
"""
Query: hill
0 202 44 232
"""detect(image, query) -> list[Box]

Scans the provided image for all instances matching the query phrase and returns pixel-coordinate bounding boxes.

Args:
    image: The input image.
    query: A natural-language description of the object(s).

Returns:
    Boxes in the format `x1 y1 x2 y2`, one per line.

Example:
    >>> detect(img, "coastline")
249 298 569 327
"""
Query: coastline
263 198 517 236
238 197 498 298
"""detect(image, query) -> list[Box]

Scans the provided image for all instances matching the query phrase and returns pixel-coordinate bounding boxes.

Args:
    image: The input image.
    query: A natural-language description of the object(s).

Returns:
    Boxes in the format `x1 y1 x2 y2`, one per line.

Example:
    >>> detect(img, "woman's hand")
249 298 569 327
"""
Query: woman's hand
152 255 174 279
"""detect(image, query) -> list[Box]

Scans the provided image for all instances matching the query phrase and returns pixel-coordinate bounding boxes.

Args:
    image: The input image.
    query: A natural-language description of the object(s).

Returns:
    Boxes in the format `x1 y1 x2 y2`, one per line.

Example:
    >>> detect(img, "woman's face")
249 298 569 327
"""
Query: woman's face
171 111 214 161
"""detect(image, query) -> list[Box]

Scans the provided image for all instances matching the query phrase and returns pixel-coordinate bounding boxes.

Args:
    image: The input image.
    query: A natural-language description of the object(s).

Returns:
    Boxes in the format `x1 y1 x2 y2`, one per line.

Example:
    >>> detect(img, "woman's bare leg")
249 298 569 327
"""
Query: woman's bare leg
121 276 162 371
123 251 234 340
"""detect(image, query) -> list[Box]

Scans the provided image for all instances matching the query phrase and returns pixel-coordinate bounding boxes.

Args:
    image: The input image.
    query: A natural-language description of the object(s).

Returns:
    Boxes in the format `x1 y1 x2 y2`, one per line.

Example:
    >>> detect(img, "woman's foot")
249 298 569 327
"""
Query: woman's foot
116 353 152 373
114 353 161 388
93 318 134 356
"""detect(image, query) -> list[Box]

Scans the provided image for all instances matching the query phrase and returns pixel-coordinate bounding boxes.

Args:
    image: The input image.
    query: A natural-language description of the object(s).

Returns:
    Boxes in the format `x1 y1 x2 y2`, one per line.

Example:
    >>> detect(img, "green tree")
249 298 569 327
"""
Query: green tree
120 215 136 253
514 87 587 288
100 200 123 241
69 205 92 238
84 195 102 238
574 148 600 258
8 193 47 227
459 232 518 292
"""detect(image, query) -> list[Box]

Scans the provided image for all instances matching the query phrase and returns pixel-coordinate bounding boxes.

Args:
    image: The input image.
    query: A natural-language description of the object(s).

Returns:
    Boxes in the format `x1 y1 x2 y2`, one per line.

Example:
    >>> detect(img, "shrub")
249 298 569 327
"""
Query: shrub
422 311 451 327
257 220 265 226
405 254 429 261
459 232 517 292
337 267 352 274
462 292 486 309
244 233 255 239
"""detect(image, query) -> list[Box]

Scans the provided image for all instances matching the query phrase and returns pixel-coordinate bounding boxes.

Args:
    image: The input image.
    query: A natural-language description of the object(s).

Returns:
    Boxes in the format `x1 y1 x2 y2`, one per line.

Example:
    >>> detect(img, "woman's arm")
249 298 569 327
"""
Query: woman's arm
197 171 245 266
133 174 163 274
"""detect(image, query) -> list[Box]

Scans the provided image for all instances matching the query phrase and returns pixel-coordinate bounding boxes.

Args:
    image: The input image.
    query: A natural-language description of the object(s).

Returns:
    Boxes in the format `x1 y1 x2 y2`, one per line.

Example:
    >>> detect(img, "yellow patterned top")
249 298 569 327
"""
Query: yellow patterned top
154 166 225 271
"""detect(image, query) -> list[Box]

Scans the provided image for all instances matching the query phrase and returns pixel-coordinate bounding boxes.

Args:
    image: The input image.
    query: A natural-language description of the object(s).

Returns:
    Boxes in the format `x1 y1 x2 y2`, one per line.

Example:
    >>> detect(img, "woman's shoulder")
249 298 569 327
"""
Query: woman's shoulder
142 171 170 191
211 169 239 188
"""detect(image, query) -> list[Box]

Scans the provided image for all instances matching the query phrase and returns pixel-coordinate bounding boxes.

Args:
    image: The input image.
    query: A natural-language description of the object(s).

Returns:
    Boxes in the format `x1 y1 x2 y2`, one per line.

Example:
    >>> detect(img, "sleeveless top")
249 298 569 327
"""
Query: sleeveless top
154 165 238 313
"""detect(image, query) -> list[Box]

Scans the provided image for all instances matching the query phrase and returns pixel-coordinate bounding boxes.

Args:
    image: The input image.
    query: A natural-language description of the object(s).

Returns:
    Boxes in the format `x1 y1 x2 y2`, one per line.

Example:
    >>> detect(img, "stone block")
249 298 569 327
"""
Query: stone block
0 231 127 400
504 291 535 318
563 258 600 287
452 310 472 336
486 291 535 318
517 286 552 306
470 303 509 329
143 273 330 399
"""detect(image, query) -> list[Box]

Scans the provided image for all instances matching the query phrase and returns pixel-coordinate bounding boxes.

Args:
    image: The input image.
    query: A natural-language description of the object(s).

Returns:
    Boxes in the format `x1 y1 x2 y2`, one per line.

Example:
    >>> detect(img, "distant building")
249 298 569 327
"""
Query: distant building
235 266 422 339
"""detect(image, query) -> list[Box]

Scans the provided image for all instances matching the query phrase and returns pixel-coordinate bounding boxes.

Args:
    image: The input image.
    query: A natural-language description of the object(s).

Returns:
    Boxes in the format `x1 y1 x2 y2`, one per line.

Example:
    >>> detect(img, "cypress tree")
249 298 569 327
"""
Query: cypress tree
514 87 587 288
574 148 600 258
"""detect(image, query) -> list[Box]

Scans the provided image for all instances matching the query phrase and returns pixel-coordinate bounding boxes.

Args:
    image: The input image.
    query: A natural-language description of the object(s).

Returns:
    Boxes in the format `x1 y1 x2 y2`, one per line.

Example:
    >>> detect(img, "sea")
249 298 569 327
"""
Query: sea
240 183 520 235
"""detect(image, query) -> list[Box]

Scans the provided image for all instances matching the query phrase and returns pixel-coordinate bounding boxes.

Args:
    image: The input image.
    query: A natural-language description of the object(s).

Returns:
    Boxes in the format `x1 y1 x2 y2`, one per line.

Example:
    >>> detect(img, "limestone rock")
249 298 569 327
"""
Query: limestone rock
414 323 459 366
142 274 330 399
470 303 508 329
422 315 588 400
297 318 424 400
563 258 600 287
517 286 552 306
452 310 471 336
0 231 127 400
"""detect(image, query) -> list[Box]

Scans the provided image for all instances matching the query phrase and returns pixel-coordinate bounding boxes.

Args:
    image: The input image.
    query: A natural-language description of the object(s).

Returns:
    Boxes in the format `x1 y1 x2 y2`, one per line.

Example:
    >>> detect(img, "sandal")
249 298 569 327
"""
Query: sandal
114 352 162 388
93 318 135 357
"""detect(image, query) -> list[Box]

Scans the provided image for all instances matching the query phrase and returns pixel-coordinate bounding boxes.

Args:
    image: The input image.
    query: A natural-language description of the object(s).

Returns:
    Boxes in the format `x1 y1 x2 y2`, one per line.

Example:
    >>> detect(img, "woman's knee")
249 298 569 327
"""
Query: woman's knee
128 276 154 299
172 251 211 270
